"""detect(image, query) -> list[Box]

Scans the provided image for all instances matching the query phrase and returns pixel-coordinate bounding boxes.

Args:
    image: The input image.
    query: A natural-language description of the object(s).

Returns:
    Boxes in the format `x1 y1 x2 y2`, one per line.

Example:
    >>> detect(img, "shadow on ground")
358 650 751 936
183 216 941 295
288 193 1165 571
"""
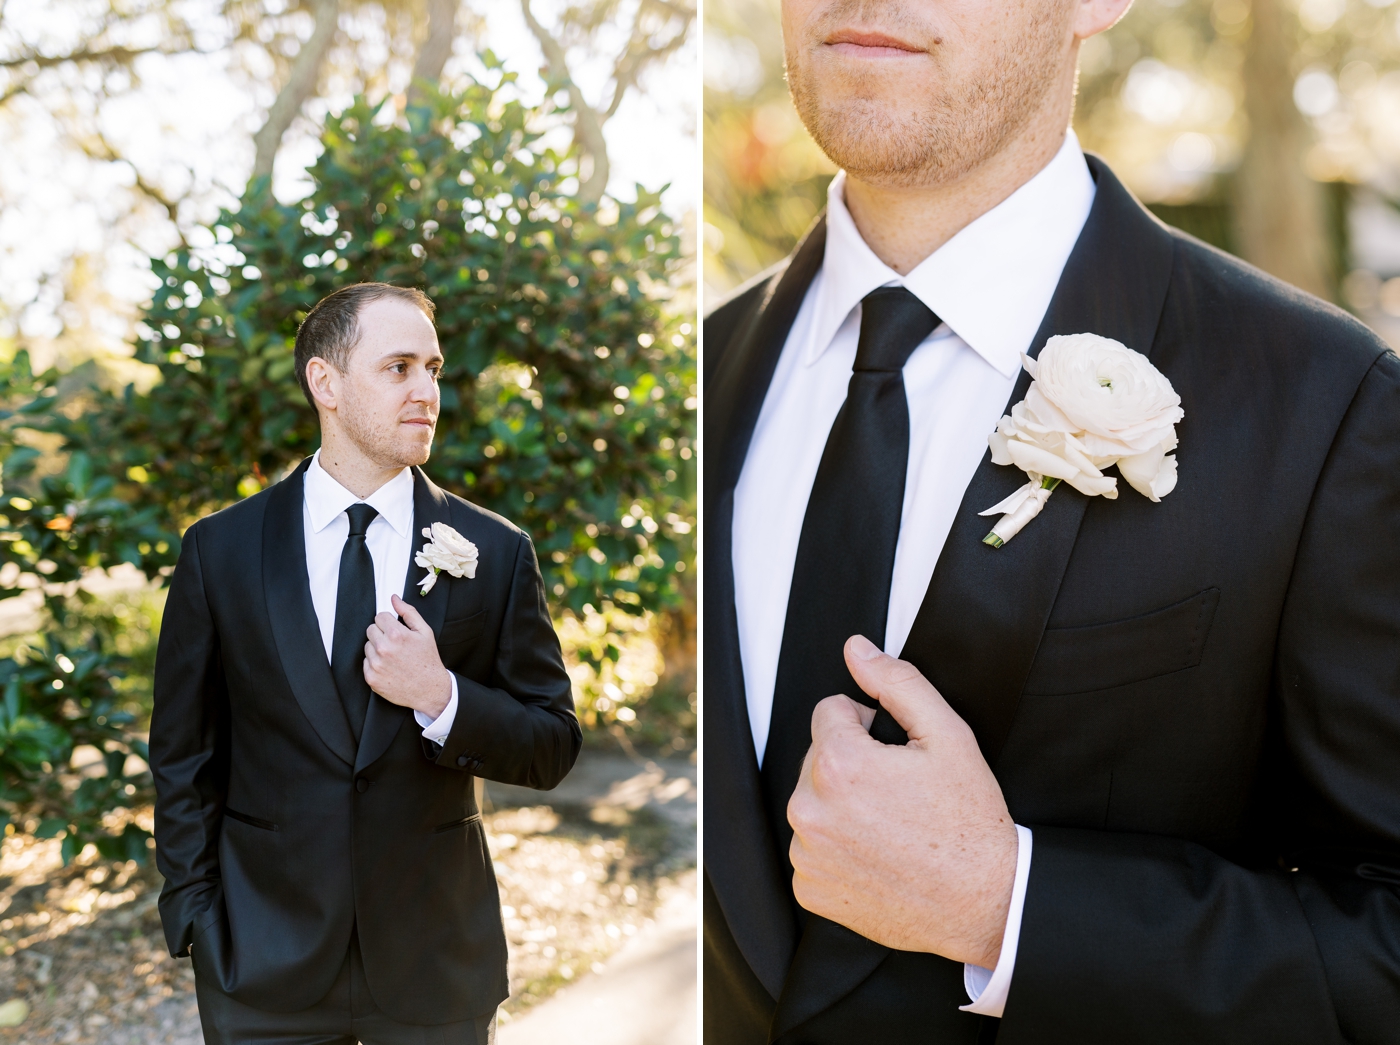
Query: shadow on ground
0 750 696 1043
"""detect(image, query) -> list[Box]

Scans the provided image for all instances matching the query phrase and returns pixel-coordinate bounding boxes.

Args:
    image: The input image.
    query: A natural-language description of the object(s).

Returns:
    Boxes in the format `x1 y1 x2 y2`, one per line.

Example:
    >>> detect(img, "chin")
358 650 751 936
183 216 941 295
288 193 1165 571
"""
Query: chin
402 442 433 467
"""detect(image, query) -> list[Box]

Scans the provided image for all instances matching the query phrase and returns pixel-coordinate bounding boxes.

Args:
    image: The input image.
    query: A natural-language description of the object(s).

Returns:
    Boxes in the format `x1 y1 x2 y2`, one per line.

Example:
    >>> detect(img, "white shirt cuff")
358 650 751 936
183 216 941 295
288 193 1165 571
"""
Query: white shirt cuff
960 824 1033 1018
414 672 458 744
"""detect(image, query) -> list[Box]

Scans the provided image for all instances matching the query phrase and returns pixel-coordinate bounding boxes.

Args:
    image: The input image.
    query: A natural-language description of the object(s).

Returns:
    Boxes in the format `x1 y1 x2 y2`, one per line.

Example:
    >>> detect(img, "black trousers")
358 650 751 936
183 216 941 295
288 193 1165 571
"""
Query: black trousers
195 927 497 1045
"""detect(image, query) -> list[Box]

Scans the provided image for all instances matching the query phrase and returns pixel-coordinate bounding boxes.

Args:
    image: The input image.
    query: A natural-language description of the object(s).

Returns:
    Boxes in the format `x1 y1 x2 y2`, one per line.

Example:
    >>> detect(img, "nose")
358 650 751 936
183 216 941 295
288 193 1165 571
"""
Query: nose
409 367 440 407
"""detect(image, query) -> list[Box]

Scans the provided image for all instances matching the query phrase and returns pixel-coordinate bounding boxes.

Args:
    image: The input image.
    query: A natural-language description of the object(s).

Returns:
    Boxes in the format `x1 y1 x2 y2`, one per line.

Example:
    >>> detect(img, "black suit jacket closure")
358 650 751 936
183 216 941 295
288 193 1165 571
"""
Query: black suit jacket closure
150 459 580 1025
703 157 1400 1045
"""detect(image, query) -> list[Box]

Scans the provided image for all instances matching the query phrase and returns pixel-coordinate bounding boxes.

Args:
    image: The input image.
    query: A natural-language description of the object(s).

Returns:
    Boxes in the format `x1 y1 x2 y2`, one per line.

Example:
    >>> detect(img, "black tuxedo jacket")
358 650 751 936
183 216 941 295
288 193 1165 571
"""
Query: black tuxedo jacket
150 458 580 1025
703 157 1400 1044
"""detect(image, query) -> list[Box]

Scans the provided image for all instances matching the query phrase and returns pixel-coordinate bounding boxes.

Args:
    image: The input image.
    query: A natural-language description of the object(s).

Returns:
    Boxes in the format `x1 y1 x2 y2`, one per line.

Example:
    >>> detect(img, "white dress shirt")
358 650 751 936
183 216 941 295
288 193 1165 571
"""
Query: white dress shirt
302 450 458 744
731 130 1096 1017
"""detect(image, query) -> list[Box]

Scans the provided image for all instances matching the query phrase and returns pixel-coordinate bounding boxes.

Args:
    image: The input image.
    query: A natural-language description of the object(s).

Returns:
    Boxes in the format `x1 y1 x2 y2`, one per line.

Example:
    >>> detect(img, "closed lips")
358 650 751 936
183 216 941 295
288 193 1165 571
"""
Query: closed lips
825 30 924 55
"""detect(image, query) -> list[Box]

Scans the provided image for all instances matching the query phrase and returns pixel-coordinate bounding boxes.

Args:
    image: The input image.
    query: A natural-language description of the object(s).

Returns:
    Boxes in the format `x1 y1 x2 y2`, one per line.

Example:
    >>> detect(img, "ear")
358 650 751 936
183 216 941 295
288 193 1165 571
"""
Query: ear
1073 0 1134 39
305 357 340 414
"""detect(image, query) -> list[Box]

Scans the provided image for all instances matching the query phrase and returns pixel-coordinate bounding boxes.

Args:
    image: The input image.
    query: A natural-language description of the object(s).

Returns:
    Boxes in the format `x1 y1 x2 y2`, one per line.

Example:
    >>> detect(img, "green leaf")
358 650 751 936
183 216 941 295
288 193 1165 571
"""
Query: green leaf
35 818 67 839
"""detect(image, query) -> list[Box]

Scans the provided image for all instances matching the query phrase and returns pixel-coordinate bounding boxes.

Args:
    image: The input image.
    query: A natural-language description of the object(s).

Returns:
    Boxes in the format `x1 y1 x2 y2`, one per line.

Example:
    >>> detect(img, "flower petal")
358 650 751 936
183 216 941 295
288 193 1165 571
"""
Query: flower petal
1117 444 1167 501
1005 439 1082 482
1063 471 1119 498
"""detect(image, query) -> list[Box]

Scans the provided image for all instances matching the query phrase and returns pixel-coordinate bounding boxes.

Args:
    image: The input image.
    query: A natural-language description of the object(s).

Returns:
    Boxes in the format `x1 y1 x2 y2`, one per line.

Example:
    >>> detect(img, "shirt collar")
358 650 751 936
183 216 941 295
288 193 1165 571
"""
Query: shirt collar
809 129 1097 379
304 449 416 539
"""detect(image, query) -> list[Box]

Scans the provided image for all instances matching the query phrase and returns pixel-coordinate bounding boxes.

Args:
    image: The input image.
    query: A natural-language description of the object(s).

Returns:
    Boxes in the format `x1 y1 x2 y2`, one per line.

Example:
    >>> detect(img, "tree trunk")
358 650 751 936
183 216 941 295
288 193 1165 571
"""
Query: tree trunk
520 0 611 206
410 0 458 94
1233 0 1332 299
250 0 341 188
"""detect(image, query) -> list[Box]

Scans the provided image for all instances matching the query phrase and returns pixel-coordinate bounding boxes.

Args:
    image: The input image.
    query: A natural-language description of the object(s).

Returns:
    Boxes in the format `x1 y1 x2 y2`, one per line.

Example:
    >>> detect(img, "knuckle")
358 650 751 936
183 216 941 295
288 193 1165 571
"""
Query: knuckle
810 743 852 786
885 659 926 690
791 875 820 914
787 798 809 835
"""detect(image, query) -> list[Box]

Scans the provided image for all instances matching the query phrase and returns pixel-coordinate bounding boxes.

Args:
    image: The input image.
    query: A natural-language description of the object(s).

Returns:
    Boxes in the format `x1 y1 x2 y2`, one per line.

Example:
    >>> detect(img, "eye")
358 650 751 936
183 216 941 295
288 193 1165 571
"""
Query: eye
390 362 407 374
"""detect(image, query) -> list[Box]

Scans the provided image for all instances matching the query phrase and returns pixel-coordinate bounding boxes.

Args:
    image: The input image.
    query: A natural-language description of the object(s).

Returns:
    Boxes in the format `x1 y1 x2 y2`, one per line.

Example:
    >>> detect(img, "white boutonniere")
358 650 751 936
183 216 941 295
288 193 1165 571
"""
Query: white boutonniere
980 333 1184 547
415 522 479 595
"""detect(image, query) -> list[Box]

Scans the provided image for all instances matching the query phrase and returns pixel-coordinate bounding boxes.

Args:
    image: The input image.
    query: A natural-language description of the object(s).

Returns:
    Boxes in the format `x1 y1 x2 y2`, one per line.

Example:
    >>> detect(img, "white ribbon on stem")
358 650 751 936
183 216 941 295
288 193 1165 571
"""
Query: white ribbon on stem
978 474 1062 548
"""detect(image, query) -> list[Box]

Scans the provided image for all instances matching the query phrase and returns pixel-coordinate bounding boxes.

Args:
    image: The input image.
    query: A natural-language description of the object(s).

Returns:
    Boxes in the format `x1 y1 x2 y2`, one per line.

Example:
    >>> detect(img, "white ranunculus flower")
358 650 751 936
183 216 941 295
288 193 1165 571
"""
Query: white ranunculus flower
415 522 479 594
981 333 1183 546
1029 333 1183 467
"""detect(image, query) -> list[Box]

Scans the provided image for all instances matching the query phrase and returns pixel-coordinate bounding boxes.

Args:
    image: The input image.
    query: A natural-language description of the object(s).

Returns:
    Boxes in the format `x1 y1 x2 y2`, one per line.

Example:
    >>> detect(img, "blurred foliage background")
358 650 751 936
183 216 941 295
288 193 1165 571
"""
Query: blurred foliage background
704 0 1400 350
0 0 696 864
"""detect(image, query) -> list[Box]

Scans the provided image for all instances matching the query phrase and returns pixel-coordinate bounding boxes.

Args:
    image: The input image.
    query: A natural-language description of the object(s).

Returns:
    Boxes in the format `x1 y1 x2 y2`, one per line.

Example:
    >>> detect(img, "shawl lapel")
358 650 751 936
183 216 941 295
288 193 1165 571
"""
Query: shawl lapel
704 221 828 1000
354 466 453 775
898 156 1177 767
768 156 1178 1039
263 458 358 768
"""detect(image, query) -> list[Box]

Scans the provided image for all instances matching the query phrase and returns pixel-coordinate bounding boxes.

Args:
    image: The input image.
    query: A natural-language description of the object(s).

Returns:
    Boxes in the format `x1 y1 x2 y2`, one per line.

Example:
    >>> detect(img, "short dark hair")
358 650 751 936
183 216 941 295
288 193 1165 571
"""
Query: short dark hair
293 282 436 407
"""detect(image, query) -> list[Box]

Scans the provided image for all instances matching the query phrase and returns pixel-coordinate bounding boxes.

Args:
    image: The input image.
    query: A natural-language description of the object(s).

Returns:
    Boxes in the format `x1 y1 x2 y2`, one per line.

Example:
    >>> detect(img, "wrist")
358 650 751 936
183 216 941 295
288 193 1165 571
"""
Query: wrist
419 670 452 720
969 824 1020 969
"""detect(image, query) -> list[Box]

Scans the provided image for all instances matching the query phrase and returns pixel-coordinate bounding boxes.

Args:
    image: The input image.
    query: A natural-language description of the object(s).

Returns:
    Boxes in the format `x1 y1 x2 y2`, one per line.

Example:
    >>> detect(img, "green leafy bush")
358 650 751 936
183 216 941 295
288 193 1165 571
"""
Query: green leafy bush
0 633 153 864
82 67 695 616
0 64 695 857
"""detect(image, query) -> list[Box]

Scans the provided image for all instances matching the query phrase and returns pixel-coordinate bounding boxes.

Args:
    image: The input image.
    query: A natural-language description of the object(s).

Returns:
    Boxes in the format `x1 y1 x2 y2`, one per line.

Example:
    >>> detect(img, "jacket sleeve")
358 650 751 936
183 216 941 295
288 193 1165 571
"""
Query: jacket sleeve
150 522 230 958
433 530 581 789
997 350 1400 1045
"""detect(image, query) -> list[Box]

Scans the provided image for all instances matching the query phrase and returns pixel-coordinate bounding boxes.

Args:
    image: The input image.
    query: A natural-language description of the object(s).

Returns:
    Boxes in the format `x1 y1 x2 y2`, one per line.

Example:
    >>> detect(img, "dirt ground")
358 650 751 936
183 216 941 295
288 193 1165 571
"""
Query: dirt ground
0 753 697 1043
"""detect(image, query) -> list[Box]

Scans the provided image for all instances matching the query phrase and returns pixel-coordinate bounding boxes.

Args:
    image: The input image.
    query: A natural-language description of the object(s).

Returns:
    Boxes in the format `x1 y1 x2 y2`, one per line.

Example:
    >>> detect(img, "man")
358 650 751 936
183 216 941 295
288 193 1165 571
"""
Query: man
704 0 1400 1042
151 283 580 1044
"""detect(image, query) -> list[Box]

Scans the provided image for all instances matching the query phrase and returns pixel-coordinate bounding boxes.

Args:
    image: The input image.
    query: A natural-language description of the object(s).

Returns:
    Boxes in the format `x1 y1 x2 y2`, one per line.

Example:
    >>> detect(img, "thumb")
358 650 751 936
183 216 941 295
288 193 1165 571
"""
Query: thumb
844 634 962 744
392 594 433 635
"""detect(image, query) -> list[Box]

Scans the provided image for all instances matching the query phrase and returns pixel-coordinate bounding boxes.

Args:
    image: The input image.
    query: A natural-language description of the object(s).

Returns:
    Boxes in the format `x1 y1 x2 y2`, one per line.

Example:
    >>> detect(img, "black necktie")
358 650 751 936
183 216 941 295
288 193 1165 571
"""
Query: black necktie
760 286 939 880
332 502 379 744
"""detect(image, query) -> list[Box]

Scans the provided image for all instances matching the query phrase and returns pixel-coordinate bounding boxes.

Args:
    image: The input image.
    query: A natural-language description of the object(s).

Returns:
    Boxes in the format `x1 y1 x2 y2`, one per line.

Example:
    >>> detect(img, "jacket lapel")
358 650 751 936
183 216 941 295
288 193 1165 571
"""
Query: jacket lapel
769 156 1178 1039
704 221 828 1001
898 156 1176 767
354 466 452 774
263 458 358 768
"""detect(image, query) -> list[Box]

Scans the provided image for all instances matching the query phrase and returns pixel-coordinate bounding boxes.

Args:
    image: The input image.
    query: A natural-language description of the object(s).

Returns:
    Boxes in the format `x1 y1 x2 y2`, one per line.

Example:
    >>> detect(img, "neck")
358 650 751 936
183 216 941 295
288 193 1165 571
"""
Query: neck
842 82 1076 275
316 426 405 500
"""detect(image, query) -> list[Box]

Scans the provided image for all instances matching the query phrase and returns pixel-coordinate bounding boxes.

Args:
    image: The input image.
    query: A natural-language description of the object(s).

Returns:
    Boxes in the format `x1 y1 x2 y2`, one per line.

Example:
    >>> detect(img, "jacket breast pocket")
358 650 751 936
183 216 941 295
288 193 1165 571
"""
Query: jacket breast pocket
1023 588 1220 696
436 610 487 660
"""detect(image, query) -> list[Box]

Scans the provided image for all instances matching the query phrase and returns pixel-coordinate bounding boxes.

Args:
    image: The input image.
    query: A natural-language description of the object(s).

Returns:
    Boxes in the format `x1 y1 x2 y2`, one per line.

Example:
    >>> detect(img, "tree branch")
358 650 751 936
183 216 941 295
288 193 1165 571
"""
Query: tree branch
522 0 611 206
72 129 190 247
409 0 458 96
250 0 341 186
603 0 693 121
0 44 167 70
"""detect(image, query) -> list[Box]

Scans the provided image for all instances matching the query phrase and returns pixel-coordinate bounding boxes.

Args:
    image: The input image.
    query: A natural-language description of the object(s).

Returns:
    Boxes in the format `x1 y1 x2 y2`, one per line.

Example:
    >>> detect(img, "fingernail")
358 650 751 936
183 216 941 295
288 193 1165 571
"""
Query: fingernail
848 634 881 661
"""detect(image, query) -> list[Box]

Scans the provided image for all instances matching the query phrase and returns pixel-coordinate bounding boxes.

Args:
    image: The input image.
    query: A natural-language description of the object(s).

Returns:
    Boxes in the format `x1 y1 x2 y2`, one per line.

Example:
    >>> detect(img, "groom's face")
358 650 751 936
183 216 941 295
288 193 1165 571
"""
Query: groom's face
331 297 442 469
782 0 1080 187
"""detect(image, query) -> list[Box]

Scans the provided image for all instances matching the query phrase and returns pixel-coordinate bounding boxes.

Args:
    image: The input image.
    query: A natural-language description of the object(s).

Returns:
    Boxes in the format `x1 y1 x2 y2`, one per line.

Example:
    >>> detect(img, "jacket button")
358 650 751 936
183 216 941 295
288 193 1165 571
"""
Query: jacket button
456 755 468 767
356 778 369 793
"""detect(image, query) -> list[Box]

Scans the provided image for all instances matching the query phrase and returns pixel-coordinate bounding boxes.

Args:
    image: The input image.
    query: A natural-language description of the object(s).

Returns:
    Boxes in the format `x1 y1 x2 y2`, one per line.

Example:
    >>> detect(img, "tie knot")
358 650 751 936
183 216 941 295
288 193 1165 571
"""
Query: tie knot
854 286 939 373
345 503 379 537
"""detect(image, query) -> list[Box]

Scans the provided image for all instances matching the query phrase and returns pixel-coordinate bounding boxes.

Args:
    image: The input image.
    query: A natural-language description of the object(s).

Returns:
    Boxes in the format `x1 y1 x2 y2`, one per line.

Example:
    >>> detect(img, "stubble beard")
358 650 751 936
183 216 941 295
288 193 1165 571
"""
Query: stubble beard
786 1 1070 189
338 387 435 472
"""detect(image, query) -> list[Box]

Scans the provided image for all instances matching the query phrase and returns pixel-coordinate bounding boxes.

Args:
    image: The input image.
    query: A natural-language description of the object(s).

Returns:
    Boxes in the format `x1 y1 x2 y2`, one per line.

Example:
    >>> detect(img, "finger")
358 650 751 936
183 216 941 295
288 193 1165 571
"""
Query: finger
789 831 809 874
391 594 433 635
844 634 962 743
375 610 409 636
809 694 881 748
852 702 876 731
